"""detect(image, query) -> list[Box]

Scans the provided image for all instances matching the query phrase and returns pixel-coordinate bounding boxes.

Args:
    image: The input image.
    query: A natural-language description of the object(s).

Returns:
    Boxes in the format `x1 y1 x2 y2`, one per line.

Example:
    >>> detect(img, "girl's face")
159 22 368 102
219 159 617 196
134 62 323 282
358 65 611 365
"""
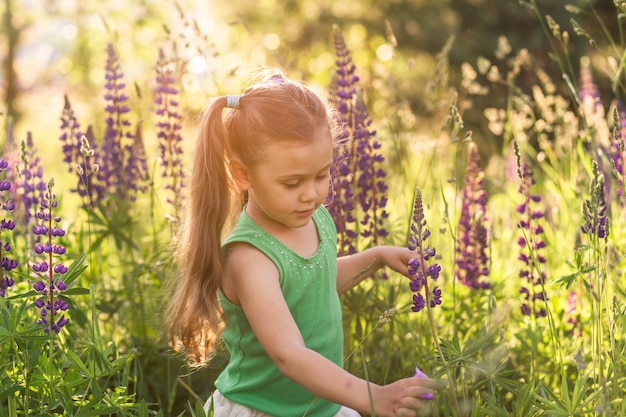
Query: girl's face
242 126 333 232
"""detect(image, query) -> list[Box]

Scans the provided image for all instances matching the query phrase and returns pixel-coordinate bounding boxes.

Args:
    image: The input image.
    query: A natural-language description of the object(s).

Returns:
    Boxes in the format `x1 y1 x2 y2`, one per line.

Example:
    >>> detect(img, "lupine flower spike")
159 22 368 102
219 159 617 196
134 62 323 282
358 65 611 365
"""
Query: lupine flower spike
75 134 100 206
32 178 70 333
514 142 548 318
610 104 625 209
581 161 609 241
0 158 17 297
155 48 185 214
329 26 389 257
455 143 491 289
18 133 47 222
408 187 442 313
565 290 582 337
100 43 147 202
59 95 102 205
578 58 613 207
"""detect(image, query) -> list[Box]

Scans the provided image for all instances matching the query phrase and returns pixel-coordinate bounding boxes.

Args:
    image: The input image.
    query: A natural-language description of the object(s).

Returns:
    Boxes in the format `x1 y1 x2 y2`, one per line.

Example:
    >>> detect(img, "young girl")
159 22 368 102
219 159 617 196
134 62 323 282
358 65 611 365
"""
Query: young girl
166 69 438 417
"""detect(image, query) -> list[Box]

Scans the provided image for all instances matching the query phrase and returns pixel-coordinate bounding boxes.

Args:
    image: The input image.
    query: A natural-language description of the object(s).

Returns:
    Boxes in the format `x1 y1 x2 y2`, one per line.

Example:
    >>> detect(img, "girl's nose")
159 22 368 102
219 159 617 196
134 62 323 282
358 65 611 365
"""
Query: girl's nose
301 183 319 201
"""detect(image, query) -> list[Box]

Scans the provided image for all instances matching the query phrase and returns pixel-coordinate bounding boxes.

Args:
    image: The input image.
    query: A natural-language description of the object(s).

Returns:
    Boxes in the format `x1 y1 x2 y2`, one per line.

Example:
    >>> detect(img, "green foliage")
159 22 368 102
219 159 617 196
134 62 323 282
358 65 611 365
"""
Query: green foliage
0 283 142 416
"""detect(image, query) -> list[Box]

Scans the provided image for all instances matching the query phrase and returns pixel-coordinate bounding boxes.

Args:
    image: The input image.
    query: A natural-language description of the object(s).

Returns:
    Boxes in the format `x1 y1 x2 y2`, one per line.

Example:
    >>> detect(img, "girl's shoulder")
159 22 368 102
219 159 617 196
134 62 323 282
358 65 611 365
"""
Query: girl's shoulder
222 240 278 305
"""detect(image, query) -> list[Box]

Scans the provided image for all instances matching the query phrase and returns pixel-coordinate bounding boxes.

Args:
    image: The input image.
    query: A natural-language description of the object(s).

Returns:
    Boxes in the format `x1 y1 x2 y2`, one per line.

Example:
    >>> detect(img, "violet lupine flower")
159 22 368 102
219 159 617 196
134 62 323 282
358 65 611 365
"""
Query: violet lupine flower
413 365 434 400
581 161 609 240
565 290 582 337
514 143 548 318
328 25 361 255
353 89 390 243
60 95 85 172
100 43 125 193
125 124 149 201
17 133 47 223
155 48 185 211
328 26 390 257
408 187 442 313
455 144 491 290
99 43 147 201
578 58 614 211
0 158 17 297
59 95 102 204
32 179 70 333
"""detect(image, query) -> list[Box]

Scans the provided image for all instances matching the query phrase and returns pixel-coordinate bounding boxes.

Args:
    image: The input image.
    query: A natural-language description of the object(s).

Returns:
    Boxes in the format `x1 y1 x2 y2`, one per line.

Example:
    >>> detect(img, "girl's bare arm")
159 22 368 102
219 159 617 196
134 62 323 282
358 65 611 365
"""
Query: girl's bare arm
224 243 435 417
336 246 414 294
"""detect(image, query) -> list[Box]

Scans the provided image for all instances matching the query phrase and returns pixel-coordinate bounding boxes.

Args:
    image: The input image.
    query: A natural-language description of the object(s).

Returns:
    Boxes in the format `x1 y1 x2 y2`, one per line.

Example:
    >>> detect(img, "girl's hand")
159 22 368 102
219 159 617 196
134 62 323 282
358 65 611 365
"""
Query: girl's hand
376 246 414 279
337 246 415 293
371 377 439 417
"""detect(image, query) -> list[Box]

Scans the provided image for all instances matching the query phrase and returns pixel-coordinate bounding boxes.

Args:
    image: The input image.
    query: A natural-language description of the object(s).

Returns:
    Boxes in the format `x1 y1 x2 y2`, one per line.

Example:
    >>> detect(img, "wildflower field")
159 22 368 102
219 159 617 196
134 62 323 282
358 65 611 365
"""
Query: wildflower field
1 0 626 416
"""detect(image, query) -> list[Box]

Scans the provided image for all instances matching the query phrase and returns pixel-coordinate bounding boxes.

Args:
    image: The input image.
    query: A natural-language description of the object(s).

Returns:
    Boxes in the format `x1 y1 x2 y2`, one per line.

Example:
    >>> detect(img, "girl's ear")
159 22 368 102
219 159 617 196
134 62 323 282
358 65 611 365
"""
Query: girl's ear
229 159 252 190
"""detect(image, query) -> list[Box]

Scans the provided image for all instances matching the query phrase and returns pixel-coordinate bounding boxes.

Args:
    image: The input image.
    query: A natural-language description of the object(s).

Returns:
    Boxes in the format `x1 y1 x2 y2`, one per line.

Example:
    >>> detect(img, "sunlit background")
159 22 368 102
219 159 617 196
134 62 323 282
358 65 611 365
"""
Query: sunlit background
2 1 625 416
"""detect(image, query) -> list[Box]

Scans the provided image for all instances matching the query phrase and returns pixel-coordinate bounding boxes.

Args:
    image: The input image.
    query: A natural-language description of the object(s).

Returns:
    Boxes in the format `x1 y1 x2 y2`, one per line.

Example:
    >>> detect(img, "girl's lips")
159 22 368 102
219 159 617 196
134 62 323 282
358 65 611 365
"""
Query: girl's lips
295 208 315 216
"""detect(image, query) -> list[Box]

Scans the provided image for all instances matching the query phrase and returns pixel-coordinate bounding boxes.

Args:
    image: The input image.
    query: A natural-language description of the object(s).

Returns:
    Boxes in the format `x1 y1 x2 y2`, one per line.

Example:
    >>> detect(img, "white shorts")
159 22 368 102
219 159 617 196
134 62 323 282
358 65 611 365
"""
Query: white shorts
205 390 361 417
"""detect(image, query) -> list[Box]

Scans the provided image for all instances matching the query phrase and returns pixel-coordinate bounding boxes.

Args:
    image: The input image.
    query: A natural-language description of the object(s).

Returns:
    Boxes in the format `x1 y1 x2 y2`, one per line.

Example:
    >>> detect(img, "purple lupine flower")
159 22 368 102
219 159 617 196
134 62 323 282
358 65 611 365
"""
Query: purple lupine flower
16 133 47 224
59 96 102 205
413 365 434 400
581 160 609 240
99 43 147 201
514 142 548 318
455 144 491 290
565 289 582 337
408 187 442 313
32 179 70 333
0 158 16 297
578 59 614 214
327 25 361 255
328 26 389 258
60 95 87 174
99 43 127 194
353 89 389 244
155 48 186 213
124 124 149 201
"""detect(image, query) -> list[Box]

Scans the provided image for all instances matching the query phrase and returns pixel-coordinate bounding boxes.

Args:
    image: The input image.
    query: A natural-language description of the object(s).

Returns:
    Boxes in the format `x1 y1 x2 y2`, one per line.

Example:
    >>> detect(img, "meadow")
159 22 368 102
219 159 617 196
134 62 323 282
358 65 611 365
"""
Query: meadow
1 0 625 416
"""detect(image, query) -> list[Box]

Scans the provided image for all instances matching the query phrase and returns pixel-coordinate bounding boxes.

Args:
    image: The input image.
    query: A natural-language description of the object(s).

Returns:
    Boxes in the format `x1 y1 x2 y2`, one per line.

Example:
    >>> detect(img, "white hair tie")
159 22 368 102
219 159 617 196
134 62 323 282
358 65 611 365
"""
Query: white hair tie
226 95 240 109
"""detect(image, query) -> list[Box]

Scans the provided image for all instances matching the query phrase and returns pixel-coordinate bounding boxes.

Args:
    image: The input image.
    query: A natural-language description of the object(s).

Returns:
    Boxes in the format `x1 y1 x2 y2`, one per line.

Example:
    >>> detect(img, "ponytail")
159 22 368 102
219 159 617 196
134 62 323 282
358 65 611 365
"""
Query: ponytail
166 97 241 364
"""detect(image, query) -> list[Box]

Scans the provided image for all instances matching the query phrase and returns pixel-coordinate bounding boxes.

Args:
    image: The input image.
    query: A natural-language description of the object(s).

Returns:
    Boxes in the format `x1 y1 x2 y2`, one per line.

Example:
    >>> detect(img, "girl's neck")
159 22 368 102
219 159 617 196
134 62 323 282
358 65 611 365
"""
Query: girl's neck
246 204 320 258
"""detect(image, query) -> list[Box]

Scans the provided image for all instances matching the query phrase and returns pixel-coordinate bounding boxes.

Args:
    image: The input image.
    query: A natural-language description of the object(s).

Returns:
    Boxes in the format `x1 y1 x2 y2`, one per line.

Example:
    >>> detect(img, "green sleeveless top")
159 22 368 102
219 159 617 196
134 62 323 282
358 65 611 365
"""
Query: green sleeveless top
215 206 343 417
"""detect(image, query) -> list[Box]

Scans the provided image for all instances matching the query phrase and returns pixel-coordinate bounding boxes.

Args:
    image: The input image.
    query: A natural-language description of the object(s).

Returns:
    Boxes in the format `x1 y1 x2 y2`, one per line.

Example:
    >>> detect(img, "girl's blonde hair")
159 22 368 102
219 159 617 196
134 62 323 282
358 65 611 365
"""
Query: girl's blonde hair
165 69 338 364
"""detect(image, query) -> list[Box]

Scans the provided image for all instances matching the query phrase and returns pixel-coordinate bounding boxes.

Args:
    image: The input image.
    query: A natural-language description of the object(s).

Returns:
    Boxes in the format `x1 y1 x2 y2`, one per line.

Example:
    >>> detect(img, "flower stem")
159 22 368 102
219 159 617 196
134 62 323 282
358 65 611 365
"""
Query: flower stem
424 273 462 416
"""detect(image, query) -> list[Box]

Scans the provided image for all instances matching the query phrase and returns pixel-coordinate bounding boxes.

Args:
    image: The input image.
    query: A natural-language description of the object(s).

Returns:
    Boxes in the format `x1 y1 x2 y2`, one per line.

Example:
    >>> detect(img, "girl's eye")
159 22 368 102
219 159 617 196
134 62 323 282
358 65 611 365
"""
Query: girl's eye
284 182 300 188
317 172 330 180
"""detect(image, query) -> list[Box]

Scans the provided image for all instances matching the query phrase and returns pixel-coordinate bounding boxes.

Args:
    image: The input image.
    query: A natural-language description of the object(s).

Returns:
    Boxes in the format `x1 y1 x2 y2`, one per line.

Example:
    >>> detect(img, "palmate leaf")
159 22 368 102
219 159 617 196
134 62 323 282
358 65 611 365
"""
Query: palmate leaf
0 301 51 343
472 358 522 395
568 371 603 414
59 252 88 288
477 392 514 417
511 380 542 417
462 335 493 357
70 393 118 416
534 383 572 416
0 381 21 401
438 337 463 362
83 201 140 252
533 371 601 416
